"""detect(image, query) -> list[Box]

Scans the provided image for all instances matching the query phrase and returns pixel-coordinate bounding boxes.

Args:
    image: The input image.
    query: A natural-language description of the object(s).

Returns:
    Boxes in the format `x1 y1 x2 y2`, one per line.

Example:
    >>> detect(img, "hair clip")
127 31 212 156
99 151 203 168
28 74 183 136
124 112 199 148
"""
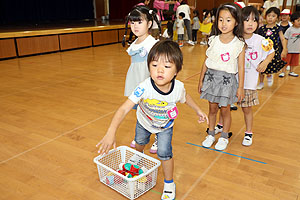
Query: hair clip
149 10 153 14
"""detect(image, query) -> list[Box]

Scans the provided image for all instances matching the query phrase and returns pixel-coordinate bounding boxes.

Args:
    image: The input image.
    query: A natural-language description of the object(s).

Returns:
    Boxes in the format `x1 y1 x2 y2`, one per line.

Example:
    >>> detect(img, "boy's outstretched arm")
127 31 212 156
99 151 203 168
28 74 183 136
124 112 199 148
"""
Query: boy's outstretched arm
185 93 209 124
96 99 135 155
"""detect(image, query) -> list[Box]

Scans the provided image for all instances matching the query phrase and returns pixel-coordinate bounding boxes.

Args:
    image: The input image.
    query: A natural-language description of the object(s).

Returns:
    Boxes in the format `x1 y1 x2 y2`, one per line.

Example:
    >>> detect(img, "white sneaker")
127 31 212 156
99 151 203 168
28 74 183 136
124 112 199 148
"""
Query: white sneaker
289 72 299 77
161 182 176 200
257 82 264 90
278 72 285 78
215 124 223 134
187 40 195 46
215 137 229 151
267 74 273 86
149 135 158 154
200 41 205 45
286 65 290 71
130 140 136 148
202 135 215 148
242 134 253 146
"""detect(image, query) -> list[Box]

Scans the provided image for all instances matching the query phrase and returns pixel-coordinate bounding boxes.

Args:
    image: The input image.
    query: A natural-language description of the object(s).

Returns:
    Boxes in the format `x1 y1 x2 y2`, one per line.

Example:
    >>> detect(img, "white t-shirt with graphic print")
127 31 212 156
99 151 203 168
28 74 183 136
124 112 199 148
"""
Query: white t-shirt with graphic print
244 34 274 90
205 35 244 74
129 77 186 133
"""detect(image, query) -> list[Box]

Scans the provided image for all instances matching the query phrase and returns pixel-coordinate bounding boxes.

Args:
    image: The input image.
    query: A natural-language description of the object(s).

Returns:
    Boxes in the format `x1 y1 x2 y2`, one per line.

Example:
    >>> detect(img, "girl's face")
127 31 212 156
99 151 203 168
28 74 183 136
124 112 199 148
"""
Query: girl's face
218 9 237 35
244 13 258 36
149 55 177 91
266 11 278 25
130 16 152 38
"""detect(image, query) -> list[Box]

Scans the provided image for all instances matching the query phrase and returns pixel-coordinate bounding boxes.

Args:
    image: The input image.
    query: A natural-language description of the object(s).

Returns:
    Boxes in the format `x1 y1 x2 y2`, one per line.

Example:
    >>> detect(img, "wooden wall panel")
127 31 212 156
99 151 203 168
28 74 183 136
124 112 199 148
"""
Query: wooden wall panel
93 30 118 45
0 39 17 59
59 32 92 50
118 29 126 42
16 35 59 56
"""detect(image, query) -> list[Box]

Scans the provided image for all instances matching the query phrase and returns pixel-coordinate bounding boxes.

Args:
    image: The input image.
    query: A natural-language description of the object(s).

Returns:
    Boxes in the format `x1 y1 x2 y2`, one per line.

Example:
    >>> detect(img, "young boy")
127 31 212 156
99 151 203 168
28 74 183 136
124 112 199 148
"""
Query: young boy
177 12 185 47
281 12 300 77
96 40 208 200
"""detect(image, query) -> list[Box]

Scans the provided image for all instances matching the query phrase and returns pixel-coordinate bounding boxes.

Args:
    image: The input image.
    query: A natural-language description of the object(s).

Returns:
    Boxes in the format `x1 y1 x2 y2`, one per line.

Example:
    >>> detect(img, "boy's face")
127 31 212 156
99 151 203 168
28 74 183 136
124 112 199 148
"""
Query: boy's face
293 17 300 28
266 11 278 25
244 13 258 35
149 55 177 90
281 14 290 22
179 15 183 19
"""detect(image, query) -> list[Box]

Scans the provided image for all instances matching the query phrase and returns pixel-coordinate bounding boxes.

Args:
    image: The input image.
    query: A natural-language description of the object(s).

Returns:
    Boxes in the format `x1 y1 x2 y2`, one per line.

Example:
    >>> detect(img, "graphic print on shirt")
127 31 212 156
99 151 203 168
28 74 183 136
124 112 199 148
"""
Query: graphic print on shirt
139 98 178 129
221 52 230 62
134 87 145 97
266 29 273 36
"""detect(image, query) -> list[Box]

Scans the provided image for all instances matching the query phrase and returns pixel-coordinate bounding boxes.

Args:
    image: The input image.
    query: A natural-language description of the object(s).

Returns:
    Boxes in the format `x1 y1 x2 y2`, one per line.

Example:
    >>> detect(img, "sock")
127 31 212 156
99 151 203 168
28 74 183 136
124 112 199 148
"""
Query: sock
245 132 253 138
164 179 174 184
208 129 215 137
221 131 228 139
217 123 223 126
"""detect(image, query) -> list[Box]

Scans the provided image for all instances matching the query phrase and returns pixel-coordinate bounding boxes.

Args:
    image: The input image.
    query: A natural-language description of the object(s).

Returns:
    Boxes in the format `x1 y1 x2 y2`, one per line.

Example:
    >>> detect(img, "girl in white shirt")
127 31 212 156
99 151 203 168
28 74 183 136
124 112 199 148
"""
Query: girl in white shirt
198 3 245 151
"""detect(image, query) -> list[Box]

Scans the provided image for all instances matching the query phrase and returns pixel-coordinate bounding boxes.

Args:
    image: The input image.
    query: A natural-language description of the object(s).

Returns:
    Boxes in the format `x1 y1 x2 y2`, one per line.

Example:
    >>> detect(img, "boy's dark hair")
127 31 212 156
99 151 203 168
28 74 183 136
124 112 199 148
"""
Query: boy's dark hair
147 40 183 73
167 20 174 38
242 6 260 32
179 12 185 18
210 3 244 42
122 6 161 47
291 12 300 22
266 7 280 18
193 10 199 17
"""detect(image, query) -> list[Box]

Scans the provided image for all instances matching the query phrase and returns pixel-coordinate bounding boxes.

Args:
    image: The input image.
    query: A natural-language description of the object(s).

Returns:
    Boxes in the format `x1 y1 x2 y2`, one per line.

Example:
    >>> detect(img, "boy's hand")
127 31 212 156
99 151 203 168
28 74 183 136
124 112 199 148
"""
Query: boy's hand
236 87 244 103
96 133 116 155
281 49 287 59
197 110 209 124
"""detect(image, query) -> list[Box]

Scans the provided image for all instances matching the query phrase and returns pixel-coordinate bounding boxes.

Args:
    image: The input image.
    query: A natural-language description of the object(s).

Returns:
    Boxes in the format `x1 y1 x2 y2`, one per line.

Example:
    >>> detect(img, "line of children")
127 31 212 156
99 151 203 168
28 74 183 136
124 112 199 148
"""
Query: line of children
97 40 208 200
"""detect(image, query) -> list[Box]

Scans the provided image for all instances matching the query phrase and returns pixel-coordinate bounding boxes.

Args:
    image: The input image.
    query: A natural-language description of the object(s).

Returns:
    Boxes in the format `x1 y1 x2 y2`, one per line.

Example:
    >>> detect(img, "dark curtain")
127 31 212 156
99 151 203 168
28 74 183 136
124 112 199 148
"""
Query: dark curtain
109 0 137 21
0 0 94 25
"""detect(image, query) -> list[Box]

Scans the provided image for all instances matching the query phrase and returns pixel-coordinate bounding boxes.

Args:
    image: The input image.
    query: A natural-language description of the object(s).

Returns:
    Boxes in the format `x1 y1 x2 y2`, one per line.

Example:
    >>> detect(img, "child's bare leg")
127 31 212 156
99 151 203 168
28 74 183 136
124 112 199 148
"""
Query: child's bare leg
220 105 231 135
135 143 145 153
259 73 265 83
208 102 219 132
162 158 174 181
242 106 253 132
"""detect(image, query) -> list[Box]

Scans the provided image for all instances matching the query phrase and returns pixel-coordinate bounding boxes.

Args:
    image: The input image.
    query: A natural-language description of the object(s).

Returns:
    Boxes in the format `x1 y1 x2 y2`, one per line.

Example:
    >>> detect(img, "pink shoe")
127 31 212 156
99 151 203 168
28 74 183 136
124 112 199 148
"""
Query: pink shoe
149 135 157 154
130 140 136 148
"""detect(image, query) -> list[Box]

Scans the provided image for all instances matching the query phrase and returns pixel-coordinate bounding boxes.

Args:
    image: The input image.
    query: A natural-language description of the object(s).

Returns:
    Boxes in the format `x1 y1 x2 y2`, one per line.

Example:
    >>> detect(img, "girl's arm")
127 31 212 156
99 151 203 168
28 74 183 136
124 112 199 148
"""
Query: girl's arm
198 57 208 94
96 99 135 155
256 51 275 72
279 31 287 58
185 93 209 124
237 46 245 102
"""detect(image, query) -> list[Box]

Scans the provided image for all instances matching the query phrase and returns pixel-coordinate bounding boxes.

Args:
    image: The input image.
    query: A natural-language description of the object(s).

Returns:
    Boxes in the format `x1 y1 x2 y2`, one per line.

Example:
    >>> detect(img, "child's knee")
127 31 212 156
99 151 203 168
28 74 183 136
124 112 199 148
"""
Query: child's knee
157 146 173 160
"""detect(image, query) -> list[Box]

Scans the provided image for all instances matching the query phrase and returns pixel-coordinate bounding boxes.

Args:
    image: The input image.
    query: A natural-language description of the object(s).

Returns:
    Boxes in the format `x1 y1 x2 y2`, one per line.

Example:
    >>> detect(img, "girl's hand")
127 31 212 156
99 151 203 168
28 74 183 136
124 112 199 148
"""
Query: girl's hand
236 87 244 103
96 132 116 155
281 49 287 59
197 110 209 124
198 82 203 94
256 61 268 72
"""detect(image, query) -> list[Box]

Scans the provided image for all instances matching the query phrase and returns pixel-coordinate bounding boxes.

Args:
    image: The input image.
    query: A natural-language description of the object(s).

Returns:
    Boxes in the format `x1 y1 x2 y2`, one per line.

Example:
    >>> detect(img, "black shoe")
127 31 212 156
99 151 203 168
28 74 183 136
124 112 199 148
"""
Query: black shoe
230 104 238 111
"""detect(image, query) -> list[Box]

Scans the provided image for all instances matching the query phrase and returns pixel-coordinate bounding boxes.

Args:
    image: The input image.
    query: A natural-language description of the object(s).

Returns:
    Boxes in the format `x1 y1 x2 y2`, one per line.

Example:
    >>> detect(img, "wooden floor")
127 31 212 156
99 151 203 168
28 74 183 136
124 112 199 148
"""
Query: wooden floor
0 43 299 200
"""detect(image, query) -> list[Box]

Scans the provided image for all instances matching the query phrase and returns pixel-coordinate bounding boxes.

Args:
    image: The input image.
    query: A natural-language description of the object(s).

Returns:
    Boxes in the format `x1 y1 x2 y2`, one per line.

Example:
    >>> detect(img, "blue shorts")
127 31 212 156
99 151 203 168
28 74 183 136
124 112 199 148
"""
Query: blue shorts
134 120 173 161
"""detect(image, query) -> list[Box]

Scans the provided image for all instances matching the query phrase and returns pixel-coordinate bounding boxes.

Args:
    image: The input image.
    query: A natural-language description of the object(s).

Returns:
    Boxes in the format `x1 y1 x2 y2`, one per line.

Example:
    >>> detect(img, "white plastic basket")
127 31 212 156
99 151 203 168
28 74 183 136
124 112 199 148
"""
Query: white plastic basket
93 146 161 199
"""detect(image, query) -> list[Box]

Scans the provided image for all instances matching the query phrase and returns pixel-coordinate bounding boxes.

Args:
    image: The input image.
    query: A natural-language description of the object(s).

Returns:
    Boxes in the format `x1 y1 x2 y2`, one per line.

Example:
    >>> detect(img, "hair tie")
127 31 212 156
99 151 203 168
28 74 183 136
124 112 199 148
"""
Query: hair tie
149 10 153 14
224 5 236 10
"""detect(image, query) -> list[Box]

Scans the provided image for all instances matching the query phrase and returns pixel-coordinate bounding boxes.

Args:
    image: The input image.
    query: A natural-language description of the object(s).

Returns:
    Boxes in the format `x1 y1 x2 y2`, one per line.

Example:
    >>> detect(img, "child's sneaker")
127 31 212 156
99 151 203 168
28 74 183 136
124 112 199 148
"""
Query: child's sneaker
286 65 290 71
288 72 299 77
215 137 228 151
242 133 253 146
187 40 195 46
202 135 215 148
215 124 223 134
161 182 176 200
257 82 264 90
278 72 285 78
130 140 136 148
267 74 273 86
149 135 158 154
230 104 238 110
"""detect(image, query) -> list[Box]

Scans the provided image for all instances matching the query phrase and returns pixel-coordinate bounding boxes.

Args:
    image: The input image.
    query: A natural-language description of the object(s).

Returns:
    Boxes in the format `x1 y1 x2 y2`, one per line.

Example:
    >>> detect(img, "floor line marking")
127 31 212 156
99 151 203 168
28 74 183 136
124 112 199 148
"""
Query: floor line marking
186 142 267 164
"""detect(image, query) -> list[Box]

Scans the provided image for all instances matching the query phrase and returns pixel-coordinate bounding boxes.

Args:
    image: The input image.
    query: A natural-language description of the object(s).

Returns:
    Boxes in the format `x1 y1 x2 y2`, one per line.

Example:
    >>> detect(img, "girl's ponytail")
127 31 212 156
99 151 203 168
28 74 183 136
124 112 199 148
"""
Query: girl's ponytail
151 10 162 38
122 14 130 47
